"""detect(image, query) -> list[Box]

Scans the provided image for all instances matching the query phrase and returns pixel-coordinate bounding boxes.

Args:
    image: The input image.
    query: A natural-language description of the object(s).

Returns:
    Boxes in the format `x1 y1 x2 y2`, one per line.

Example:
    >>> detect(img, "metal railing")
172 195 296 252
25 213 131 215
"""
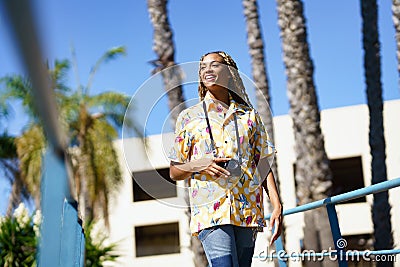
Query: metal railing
2 1 85 266
264 177 400 267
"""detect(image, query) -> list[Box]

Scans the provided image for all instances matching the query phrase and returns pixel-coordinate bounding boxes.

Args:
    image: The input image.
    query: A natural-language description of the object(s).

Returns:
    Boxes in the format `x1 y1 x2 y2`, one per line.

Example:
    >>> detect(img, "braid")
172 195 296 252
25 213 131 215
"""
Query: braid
198 51 253 108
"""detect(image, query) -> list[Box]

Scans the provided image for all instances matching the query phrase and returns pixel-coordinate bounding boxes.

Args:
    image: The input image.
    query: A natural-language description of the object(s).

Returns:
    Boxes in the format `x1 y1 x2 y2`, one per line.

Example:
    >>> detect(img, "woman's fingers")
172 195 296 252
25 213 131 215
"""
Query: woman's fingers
199 158 231 177
269 211 283 246
213 158 231 176
208 165 229 177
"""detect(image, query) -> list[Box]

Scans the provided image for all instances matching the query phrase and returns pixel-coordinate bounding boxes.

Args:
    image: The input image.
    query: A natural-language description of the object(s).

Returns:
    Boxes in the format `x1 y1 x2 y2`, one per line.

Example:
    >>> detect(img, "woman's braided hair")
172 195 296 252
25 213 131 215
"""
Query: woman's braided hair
198 51 253 108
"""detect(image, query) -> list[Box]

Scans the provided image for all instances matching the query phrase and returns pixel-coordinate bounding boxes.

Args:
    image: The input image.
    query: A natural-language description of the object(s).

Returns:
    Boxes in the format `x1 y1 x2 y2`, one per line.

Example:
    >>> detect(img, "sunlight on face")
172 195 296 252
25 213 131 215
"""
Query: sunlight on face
200 53 231 91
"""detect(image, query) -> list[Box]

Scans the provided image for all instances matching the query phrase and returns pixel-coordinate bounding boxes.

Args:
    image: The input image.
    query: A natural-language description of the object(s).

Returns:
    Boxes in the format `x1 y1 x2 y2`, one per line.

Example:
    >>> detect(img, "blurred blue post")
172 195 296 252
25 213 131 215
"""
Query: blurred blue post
1 0 85 265
37 151 67 265
37 151 85 267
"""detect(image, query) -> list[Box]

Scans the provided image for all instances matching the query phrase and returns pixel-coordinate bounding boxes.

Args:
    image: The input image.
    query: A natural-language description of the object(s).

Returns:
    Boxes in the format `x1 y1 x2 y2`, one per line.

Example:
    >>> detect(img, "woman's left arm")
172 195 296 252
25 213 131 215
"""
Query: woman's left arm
262 170 283 246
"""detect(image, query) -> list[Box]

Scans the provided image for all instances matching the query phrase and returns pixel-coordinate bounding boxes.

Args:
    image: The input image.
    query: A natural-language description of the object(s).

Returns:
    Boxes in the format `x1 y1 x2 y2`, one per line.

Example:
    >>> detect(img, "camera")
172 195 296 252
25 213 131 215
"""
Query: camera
217 159 242 177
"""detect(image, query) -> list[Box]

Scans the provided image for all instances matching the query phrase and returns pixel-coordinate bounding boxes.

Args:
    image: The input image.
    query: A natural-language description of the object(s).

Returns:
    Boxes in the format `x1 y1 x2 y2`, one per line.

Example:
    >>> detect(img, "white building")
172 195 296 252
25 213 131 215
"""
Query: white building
108 99 400 266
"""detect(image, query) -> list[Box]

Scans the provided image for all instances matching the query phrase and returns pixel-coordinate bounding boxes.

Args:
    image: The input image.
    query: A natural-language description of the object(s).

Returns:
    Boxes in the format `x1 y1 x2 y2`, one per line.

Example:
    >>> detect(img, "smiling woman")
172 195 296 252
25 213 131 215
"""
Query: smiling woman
200 55 232 100
169 51 283 267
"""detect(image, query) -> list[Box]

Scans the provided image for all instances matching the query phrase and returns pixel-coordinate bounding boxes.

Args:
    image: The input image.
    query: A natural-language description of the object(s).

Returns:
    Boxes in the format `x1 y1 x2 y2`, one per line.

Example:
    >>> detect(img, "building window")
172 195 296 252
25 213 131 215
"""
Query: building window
293 156 365 204
330 156 365 203
135 222 180 257
132 168 177 202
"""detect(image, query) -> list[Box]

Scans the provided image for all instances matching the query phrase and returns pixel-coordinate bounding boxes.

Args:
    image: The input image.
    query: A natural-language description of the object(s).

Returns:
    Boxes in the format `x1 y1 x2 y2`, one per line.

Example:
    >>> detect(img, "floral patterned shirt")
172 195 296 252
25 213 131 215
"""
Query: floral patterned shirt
169 93 276 235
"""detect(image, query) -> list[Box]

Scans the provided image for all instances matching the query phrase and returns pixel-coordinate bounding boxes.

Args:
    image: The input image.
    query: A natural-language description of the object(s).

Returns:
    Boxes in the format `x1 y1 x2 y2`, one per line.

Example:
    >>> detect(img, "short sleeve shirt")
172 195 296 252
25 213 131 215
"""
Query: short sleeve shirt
169 94 276 235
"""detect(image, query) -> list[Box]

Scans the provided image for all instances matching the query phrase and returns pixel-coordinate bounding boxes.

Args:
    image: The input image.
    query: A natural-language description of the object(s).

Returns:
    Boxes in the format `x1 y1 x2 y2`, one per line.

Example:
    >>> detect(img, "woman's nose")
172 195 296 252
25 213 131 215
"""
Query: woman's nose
204 65 213 72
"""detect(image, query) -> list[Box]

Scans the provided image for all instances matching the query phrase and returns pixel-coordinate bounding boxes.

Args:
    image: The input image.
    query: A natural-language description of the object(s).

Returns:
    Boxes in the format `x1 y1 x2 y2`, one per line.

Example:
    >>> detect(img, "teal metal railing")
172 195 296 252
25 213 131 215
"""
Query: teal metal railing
2 1 85 266
264 177 400 266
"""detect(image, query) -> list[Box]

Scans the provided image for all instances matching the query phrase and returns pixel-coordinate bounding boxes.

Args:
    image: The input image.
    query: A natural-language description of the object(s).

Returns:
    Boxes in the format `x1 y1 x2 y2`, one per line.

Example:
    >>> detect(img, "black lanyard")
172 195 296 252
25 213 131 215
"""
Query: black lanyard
202 101 242 165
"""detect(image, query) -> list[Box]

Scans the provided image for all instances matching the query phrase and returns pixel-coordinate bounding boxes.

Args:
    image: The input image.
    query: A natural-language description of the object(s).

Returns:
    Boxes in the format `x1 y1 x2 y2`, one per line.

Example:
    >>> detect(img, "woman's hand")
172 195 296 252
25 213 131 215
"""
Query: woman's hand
269 205 283 246
199 158 231 178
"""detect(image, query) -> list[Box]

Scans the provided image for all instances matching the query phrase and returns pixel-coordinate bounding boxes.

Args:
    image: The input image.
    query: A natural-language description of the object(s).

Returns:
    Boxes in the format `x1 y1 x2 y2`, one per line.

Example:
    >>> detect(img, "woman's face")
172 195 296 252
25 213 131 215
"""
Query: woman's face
200 53 231 92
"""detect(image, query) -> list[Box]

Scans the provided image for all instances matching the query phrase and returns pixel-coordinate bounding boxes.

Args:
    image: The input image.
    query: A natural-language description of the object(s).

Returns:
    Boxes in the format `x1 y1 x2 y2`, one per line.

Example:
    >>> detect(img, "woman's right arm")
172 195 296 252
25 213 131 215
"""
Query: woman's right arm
170 158 231 181
170 162 193 181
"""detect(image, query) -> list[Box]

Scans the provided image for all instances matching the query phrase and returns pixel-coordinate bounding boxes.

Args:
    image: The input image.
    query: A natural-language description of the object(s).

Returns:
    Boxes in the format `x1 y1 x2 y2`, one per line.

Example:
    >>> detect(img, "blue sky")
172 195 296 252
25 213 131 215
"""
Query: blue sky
1 0 399 214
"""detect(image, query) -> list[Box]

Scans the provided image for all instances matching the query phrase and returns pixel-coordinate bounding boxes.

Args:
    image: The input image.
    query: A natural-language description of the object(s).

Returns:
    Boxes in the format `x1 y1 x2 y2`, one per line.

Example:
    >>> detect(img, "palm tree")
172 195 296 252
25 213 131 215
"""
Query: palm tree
1 74 50 212
60 46 130 227
0 132 27 217
392 0 400 76
146 1 205 266
1 47 131 228
275 0 334 266
242 0 284 252
360 1 393 265
242 0 281 196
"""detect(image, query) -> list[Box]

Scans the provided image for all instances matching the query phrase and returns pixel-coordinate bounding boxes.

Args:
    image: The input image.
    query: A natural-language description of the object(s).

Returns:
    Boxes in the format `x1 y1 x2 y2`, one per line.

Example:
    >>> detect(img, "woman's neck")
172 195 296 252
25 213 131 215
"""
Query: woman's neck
206 89 229 106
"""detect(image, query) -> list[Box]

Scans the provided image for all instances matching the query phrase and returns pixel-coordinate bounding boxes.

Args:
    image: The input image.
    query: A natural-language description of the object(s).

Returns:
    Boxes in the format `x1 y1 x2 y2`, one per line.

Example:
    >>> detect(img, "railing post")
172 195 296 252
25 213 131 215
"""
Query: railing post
326 204 347 267
37 151 85 266
38 151 68 266
275 235 287 267
60 200 83 266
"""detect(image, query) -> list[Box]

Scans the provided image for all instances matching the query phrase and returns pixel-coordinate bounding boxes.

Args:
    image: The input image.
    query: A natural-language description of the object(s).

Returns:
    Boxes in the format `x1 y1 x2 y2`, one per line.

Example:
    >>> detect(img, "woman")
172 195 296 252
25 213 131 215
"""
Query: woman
169 51 282 267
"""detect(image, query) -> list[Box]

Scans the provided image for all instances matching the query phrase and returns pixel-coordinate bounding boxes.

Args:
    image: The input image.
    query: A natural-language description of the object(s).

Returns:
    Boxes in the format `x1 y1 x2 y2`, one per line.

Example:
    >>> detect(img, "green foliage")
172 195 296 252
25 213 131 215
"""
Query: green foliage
84 220 120 267
0 132 17 159
0 204 38 267
0 204 120 267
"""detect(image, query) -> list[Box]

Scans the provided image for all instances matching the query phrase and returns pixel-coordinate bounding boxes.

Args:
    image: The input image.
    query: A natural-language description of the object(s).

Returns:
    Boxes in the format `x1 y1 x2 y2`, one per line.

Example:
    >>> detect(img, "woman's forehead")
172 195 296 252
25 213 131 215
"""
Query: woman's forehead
201 53 225 63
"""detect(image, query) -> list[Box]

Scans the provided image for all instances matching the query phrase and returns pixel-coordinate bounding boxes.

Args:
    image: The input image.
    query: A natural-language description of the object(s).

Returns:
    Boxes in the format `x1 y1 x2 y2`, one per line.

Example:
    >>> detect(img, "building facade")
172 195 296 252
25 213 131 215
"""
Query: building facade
108 100 400 266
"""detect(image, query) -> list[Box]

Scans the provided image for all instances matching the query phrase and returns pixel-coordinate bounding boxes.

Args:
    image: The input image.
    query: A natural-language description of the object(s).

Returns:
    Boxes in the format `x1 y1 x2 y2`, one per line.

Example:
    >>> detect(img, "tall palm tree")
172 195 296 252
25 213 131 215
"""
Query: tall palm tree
392 0 400 76
1 47 131 228
242 0 284 251
146 1 204 266
360 1 393 265
242 0 281 196
275 0 334 266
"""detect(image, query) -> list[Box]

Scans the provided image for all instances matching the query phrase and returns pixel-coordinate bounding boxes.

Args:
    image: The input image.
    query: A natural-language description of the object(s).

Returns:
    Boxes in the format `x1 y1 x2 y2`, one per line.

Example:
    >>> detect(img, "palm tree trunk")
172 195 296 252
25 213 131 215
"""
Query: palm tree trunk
146 1 205 266
392 0 400 76
147 0 186 128
275 1 334 266
242 0 284 249
5 162 22 217
361 1 393 266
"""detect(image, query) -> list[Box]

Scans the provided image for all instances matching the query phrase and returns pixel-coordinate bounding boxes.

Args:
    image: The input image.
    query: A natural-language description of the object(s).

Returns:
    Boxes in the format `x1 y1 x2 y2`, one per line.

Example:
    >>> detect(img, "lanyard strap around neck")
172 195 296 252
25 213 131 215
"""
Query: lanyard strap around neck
202 101 242 164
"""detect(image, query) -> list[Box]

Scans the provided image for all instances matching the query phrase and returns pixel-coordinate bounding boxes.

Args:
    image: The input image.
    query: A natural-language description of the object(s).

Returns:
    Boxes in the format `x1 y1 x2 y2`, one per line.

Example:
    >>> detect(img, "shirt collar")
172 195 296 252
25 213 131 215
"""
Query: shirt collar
203 92 246 113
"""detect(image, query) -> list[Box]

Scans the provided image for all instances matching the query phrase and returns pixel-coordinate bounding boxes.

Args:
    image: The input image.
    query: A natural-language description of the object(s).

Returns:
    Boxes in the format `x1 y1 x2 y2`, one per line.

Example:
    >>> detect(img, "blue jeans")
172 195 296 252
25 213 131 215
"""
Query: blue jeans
198 225 256 267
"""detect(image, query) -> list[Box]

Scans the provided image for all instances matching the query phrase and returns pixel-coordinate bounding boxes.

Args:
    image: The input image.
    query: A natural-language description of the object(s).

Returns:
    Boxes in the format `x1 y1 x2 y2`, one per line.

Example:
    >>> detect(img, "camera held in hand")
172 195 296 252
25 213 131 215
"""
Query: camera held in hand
217 159 242 177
